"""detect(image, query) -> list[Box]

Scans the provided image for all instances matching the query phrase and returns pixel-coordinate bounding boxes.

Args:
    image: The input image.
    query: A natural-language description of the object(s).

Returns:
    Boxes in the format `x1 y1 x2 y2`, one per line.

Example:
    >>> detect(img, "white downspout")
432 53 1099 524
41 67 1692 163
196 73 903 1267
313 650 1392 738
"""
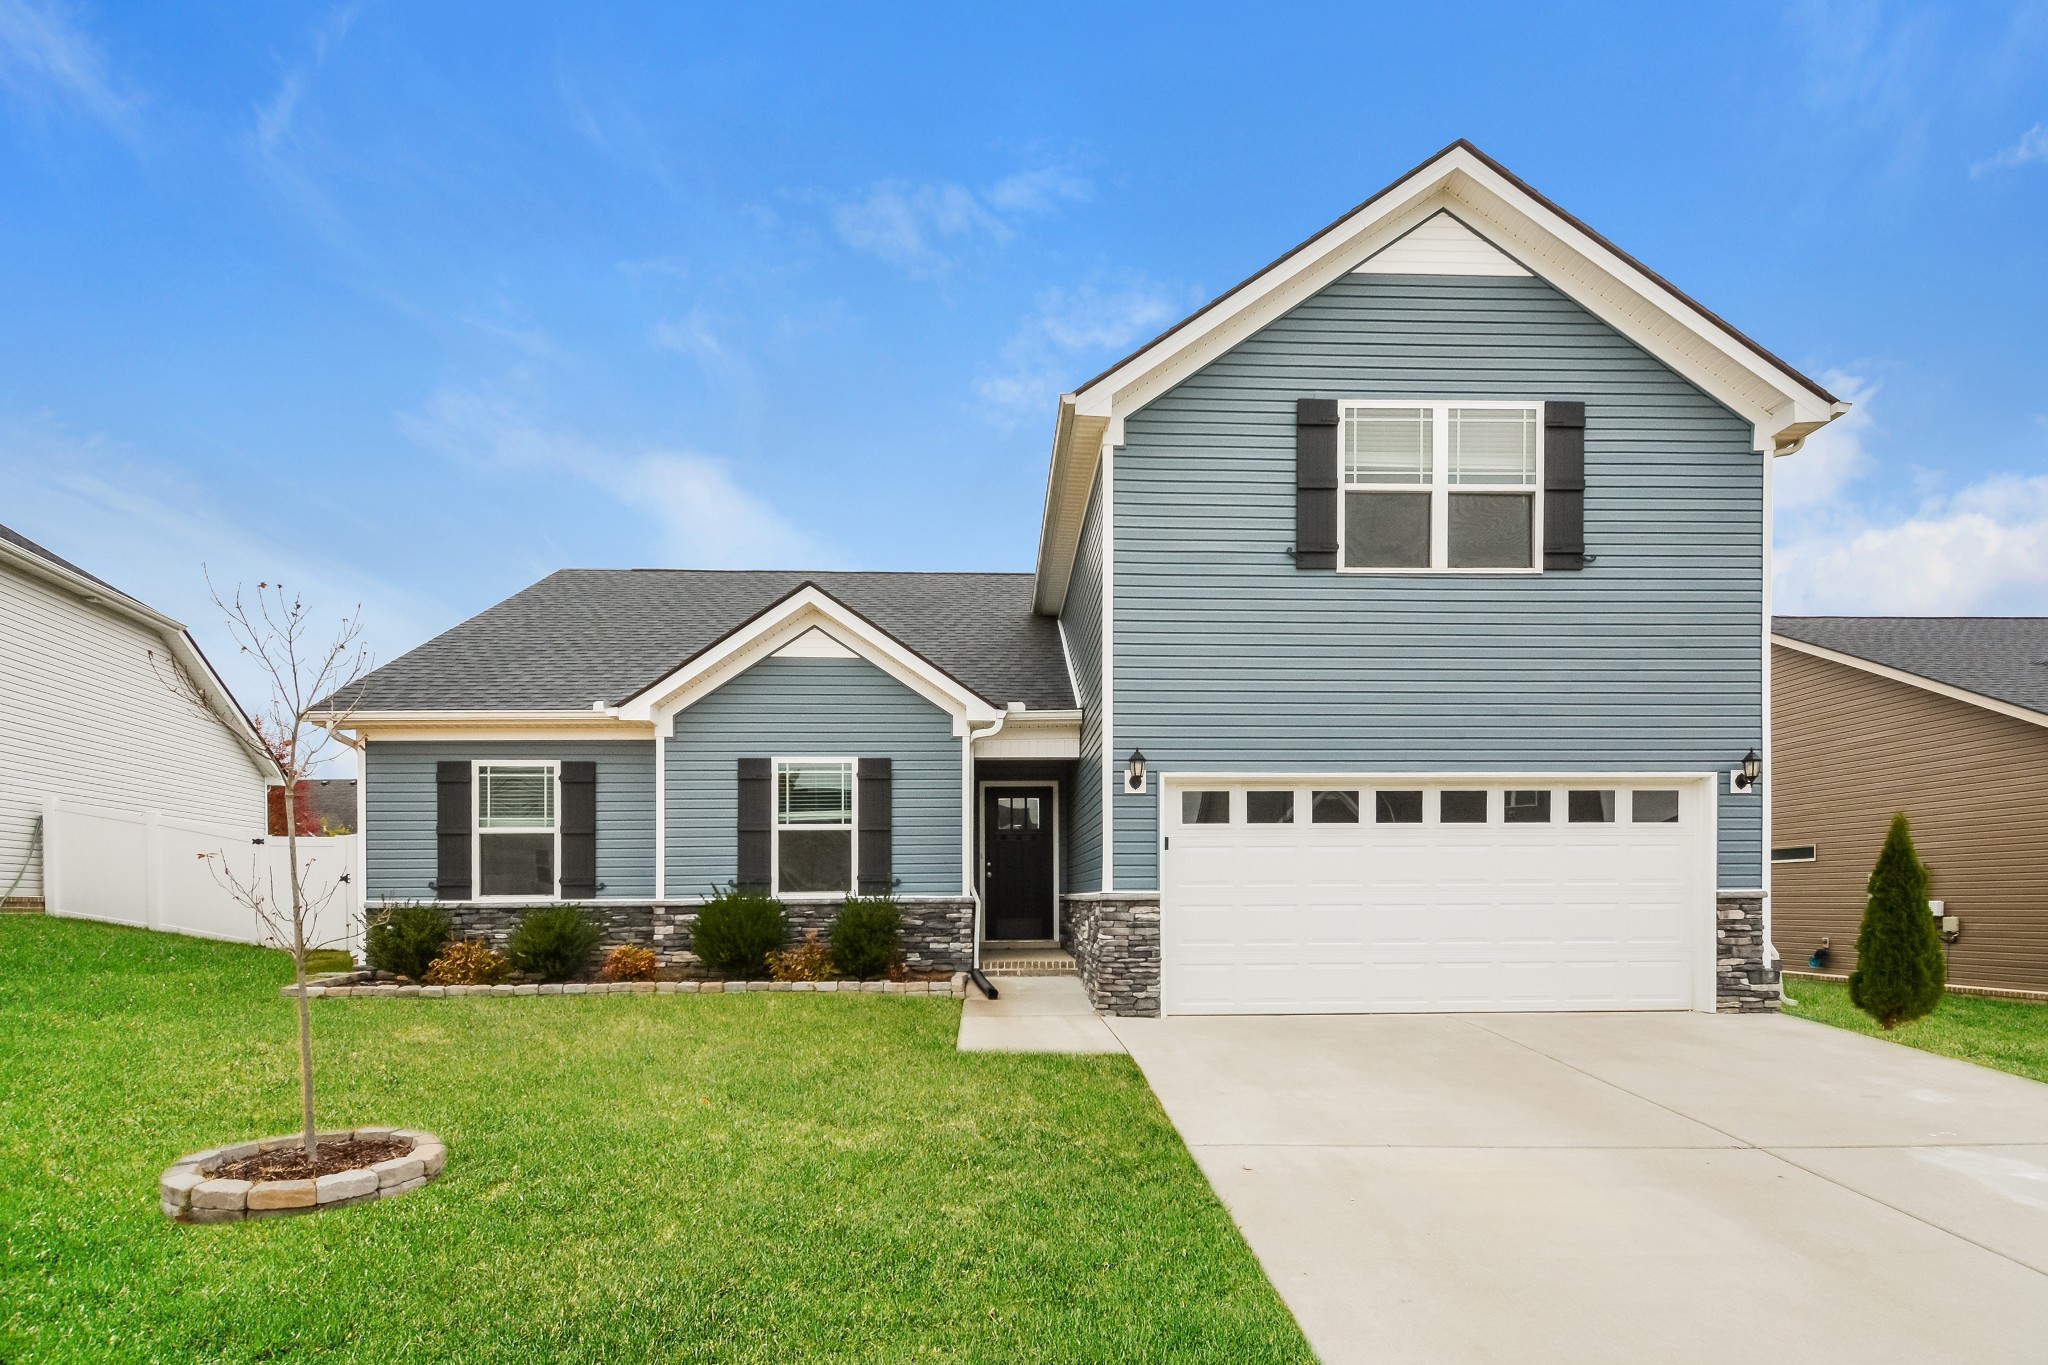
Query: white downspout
962 709 1013 972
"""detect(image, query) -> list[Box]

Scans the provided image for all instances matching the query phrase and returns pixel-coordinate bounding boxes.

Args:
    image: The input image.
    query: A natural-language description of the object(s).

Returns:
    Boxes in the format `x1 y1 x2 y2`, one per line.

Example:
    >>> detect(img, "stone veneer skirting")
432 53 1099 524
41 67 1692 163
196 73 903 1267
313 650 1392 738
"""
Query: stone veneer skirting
407 897 976 977
1060 893 1161 1018
1715 893 1781 1013
1059 890 1779 1017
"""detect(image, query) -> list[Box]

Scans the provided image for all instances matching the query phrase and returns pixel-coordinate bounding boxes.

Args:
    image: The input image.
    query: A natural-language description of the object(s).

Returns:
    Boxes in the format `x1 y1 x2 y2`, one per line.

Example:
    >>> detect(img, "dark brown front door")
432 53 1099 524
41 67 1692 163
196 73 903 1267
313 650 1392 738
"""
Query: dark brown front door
984 785 1056 940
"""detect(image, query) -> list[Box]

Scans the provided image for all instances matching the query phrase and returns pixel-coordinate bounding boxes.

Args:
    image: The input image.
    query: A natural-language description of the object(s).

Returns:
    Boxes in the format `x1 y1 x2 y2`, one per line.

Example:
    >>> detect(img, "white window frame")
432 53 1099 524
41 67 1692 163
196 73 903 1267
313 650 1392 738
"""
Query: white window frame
772 756 858 900
1337 399 1545 575
472 760 561 902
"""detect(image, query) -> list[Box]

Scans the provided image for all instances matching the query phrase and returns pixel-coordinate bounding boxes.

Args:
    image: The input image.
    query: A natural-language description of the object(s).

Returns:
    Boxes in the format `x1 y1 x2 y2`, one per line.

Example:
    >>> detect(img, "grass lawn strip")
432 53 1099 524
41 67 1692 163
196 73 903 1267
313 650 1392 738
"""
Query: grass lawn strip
1783 975 2048 1085
0 917 1312 1363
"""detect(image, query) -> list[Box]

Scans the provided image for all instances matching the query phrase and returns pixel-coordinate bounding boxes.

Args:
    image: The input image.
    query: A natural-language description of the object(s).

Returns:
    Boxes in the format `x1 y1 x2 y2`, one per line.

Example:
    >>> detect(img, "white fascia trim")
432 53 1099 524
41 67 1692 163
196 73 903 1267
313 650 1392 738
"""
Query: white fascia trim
1031 146 1849 608
616 587 1003 729
1771 635 2048 732
342 717 657 743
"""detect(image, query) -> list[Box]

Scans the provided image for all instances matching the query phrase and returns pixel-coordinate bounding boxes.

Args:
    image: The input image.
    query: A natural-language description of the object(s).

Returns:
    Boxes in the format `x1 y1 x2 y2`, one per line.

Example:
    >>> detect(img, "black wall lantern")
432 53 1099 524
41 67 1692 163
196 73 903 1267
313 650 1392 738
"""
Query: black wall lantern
1124 749 1147 795
1733 748 1762 792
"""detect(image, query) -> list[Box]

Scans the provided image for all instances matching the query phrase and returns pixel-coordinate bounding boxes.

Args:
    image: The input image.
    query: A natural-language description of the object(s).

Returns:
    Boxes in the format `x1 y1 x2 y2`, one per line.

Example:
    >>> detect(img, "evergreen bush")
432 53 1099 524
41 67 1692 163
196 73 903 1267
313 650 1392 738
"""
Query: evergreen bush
507 904 604 983
829 896 902 980
365 902 454 980
690 885 788 978
1847 812 1947 1030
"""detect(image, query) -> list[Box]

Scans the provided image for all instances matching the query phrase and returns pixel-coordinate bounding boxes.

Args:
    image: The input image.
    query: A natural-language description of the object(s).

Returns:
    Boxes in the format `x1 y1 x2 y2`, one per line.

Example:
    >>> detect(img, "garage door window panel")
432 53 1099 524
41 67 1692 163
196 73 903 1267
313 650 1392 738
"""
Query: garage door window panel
1247 791 1295 824
1341 402 1541 574
1568 790 1617 823
1375 790 1424 823
1633 790 1681 823
1440 790 1488 823
1504 790 1552 824
1311 790 1360 824
1183 791 1231 824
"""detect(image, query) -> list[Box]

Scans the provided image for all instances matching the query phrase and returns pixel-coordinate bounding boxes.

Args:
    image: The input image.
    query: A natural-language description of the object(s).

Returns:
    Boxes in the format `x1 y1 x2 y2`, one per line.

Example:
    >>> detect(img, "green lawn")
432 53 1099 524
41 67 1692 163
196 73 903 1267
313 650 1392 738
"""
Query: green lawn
0 918 1310 1364
1783 975 2048 1084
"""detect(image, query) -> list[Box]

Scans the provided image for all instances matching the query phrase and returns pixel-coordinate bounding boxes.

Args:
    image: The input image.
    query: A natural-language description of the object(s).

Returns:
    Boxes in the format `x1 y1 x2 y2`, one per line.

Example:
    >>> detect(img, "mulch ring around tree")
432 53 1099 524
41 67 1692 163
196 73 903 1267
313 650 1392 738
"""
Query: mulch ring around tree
211 1136 413 1183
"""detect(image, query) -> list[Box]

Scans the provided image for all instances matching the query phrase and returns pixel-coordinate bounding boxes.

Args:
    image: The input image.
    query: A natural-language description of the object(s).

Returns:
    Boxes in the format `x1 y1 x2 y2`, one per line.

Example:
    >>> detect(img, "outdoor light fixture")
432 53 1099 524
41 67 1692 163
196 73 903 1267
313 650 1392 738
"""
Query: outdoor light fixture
1733 748 1762 791
1124 749 1147 795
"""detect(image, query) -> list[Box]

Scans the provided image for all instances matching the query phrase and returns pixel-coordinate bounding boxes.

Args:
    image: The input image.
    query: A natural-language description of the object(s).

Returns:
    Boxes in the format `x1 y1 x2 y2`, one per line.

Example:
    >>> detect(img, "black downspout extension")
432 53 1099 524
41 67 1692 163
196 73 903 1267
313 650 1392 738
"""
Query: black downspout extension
968 967 999 1000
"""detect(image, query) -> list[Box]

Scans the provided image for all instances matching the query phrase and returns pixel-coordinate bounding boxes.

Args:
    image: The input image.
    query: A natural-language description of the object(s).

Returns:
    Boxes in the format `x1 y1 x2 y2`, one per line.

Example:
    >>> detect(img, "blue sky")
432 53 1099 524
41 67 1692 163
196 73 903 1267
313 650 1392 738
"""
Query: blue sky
3 0 2047 756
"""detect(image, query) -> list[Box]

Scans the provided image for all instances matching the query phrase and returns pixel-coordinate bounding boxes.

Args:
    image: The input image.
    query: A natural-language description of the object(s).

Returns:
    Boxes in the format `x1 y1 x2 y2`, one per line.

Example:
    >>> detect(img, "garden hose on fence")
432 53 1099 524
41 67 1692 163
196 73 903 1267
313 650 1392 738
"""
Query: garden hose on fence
1 815 43 908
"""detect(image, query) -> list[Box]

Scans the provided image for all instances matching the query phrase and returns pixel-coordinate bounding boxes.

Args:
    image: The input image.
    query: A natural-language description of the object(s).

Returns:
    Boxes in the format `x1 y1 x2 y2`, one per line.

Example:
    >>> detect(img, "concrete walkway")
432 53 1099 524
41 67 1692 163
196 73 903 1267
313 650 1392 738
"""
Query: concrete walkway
956 976 1124 1053
1109 1009 2048 1365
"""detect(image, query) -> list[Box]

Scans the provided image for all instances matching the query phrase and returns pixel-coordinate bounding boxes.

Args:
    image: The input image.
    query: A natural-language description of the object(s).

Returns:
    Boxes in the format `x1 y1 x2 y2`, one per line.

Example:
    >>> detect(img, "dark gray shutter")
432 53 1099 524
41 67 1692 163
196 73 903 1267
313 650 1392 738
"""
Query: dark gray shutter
1544 401 1586 570
1294 398 1339 570
857 758 893 895
433 761 471 900
559 761 597 899
736 758 772 892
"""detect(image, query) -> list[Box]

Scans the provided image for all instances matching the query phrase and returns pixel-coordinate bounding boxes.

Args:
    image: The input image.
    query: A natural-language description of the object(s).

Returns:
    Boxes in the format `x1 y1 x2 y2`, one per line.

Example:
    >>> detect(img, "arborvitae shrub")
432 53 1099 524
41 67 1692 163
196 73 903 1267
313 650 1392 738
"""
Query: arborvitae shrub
365 902 454 980
690 886 788 978
1847 812 1947 1030
829 896 902 980
507 904 604 983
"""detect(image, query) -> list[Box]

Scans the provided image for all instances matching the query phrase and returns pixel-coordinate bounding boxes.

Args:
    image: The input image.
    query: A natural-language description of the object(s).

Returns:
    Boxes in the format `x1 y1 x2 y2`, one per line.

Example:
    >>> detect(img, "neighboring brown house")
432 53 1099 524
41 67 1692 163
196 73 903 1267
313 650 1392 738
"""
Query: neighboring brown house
1772 617 2048 996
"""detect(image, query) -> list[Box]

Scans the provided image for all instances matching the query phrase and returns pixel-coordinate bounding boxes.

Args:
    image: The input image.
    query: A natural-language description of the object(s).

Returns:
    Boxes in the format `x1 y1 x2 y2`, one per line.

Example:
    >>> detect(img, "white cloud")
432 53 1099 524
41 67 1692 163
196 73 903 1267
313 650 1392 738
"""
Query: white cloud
1774 369 1877 511
1773 375 2048 613
0 0 129 125
400 387 826 569
973 282 1189 421
1971 122 2048 176
831 167 1090 275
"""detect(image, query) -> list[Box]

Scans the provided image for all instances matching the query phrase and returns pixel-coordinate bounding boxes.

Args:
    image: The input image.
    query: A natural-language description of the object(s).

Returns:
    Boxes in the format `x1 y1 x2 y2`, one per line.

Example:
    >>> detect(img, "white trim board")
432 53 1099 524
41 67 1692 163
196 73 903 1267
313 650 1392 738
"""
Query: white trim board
1771 635 2048 733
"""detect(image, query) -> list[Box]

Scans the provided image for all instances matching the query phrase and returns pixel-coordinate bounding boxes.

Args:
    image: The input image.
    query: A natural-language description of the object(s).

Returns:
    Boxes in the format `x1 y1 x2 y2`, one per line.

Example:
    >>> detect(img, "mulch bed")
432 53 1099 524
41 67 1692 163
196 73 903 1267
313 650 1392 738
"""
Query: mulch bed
212 1136 414 1182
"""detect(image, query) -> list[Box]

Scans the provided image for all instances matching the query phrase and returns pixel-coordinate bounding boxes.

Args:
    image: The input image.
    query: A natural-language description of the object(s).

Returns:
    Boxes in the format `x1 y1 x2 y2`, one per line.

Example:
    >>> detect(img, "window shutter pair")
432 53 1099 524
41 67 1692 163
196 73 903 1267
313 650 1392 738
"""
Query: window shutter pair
733 757 893 895
1291 396 1588 571
433 760 597 900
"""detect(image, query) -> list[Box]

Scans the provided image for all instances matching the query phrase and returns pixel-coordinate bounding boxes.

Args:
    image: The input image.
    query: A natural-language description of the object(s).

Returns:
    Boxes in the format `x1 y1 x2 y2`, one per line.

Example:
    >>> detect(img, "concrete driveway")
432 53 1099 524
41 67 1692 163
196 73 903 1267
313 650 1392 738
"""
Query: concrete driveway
1108 1010 2048 1365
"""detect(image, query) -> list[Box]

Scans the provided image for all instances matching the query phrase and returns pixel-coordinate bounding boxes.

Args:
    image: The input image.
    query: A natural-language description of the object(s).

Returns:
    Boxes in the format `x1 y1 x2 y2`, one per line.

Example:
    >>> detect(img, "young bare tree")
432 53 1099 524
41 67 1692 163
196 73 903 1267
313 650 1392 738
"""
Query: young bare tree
157 574 370 1161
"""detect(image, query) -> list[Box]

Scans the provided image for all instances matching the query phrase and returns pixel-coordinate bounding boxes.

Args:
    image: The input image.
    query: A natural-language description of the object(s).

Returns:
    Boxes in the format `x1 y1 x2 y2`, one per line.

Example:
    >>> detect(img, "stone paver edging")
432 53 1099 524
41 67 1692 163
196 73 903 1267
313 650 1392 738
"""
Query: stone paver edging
284 975 969 1000
161 1129 445 1223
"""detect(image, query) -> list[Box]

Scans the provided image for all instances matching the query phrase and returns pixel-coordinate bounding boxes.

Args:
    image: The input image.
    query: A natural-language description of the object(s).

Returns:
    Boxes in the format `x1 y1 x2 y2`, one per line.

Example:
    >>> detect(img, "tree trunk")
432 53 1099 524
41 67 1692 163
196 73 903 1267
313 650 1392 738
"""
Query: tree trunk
286 781 317 1162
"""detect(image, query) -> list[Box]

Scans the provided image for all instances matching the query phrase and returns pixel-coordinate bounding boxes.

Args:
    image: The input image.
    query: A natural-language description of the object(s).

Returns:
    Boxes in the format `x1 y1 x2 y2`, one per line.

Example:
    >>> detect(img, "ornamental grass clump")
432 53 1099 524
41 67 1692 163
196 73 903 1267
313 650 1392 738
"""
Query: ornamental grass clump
829 896 902 980
366 903 454 981
1848 812 1948 1030
424 938 511 986
507 904 605 983
690 886 788 978
600 944 658 982
768 929 838 982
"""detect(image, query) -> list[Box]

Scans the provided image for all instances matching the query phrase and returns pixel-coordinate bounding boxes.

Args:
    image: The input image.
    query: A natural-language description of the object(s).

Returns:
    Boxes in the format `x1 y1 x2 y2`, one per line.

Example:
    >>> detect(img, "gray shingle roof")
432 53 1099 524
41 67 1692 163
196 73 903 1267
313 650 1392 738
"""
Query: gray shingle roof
336 570 1075 713
1774 616 2048 717
0 521 136 603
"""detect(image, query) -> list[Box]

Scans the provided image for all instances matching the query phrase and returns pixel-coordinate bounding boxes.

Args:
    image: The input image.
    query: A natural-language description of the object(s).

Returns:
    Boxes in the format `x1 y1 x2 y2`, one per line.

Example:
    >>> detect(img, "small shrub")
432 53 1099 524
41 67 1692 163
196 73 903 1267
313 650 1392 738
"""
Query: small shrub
600 944 658 982
1849 812 1947 1029
365 902 453 980
769 929 839 982
424 938 511 986
829 896 902 980
690 885 788 978
507 904 605 983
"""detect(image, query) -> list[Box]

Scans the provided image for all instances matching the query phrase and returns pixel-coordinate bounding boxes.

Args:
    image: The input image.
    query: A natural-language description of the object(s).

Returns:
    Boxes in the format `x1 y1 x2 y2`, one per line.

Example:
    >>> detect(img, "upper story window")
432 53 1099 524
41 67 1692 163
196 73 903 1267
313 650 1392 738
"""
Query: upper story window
1341 402 1541 573
477 762 557 898
776 759 855 895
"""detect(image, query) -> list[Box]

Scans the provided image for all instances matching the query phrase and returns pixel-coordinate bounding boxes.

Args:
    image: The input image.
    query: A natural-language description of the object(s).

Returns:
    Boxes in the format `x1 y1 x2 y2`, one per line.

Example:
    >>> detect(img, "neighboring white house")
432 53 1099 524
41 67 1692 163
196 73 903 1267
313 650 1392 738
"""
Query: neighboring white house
0 522 279 907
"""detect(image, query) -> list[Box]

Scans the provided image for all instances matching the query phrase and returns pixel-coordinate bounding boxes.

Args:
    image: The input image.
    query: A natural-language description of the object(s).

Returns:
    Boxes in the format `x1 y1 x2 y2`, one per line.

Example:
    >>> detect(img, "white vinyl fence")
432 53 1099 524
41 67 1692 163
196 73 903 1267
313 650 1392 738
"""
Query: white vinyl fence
42 797 361 958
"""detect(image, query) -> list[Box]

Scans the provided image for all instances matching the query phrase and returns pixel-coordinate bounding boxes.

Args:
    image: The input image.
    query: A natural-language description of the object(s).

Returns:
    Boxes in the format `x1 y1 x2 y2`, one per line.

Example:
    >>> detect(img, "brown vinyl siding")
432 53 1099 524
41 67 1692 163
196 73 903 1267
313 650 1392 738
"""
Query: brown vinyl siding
1771 644 2048 993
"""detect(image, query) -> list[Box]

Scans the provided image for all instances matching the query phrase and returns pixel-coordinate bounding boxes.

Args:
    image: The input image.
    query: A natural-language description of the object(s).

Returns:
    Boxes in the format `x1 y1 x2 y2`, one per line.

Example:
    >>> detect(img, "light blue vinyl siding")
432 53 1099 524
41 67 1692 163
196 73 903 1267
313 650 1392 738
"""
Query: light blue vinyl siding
665 655 963 896
1111 272 1765 888
1059 466 1106 892
364 740 656 900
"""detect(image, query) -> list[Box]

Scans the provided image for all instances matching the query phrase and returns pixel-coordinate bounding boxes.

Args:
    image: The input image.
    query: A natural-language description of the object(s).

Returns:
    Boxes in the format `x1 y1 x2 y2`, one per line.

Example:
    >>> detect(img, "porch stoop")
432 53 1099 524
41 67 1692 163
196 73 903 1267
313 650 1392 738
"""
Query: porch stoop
980 941 1077 977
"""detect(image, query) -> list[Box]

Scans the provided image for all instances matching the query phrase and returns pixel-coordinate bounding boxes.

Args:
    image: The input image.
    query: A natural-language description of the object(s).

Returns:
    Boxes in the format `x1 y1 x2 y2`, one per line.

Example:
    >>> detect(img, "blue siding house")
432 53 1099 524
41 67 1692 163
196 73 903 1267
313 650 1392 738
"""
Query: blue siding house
321 141 1845 1016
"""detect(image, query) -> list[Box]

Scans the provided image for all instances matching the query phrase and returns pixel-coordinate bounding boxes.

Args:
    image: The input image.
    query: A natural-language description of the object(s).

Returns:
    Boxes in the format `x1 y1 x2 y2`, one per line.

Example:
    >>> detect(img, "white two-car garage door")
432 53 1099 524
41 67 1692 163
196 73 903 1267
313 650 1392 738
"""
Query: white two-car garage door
1160 777 1715 1015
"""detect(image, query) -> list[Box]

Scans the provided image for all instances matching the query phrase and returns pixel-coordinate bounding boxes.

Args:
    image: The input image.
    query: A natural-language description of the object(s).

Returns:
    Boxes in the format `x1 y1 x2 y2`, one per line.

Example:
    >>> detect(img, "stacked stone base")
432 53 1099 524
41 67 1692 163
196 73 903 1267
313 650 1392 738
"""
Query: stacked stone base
1060 894 1161 1017
409 897 976 977
1715 893 1781 1013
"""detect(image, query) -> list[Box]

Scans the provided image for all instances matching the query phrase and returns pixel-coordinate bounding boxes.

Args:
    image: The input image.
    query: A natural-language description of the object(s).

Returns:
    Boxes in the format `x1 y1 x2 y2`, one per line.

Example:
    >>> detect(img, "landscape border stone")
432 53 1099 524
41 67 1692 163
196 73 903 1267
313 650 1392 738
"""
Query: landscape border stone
286 974 971 1000
160 1129 446 1223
